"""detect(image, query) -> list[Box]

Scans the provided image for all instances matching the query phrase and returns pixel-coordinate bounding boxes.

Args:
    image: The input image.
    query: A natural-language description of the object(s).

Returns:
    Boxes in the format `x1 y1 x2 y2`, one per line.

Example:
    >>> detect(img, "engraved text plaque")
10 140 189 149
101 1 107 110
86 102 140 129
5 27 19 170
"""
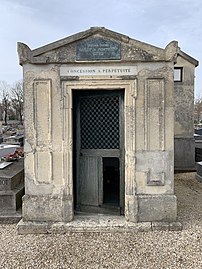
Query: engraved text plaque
76 38 121 61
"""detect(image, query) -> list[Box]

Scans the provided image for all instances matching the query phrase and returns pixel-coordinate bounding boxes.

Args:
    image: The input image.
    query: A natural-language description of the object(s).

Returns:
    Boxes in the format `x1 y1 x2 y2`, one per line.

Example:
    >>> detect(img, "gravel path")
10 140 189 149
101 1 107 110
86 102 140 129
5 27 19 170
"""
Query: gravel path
0 172 202 269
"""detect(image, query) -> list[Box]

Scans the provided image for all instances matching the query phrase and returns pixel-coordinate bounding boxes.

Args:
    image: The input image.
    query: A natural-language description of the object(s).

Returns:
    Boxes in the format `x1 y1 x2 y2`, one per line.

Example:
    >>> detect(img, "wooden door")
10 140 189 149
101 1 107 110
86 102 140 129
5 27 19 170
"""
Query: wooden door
74 90 124 214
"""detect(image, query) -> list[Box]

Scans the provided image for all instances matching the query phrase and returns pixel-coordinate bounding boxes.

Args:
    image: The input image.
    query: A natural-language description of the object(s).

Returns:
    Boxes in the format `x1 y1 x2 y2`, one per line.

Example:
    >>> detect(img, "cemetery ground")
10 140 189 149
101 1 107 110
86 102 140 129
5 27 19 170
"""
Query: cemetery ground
0 172 202 269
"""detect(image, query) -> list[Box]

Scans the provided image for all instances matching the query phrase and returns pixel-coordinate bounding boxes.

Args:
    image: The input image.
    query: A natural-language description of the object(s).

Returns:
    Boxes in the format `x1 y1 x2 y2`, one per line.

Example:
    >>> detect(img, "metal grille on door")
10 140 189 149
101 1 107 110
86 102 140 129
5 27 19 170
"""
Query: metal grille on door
80 95 120 149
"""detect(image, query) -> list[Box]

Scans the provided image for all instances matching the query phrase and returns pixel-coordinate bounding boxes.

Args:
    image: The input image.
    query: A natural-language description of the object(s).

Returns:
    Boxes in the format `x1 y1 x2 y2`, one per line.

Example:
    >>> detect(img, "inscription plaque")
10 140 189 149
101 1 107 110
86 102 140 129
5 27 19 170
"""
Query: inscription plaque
76 38 121 61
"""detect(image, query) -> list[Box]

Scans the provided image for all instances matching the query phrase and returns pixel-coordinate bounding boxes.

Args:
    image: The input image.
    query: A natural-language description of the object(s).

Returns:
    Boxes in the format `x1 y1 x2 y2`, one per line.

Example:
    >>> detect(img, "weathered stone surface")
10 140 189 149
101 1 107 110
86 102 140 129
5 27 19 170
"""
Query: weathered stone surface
17 219 51 234
18 27 187 233
169 222 183 231
174 52 198 171
22 194 73 222
152 222 170 231
18 215 153 234
138 195 177 222
152 221 183 231
18 27 178 65
125 195 138 222
18 214 183 234
135 151 174 195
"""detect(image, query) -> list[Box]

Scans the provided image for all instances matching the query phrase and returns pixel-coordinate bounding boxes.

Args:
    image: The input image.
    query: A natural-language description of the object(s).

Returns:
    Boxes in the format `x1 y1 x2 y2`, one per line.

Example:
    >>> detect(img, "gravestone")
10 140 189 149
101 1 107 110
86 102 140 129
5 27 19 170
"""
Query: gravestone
195 134 202 162
196 161 202 182
0 158 24 222
0 122 2 144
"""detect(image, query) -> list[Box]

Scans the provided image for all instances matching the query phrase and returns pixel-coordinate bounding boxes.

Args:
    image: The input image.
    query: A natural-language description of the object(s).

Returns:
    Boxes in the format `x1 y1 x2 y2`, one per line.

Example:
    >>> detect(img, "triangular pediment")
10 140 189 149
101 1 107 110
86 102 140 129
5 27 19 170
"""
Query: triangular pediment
18 27 178 65
32 27 130 56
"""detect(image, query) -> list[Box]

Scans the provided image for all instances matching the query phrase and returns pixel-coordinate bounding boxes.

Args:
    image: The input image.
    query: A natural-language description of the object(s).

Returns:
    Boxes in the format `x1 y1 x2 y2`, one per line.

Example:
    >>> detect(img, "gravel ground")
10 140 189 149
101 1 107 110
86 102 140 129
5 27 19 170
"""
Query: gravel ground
0 172 202 269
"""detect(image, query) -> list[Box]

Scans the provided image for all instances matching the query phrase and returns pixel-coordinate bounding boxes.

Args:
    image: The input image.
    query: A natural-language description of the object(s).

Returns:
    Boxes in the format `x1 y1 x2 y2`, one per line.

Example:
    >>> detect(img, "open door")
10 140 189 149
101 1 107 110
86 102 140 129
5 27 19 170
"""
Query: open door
73 90 124 215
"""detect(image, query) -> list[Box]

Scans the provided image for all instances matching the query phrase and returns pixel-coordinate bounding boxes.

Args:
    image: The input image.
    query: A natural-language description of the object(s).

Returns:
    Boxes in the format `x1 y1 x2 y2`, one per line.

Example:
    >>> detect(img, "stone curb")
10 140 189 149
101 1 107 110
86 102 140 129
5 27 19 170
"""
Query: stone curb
17 219 183 234
152 221 183 231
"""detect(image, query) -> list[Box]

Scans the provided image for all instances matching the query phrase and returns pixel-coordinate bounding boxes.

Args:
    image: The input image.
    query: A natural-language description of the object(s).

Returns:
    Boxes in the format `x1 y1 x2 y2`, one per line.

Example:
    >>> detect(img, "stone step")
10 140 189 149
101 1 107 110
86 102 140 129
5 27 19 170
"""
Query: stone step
17 215 183 234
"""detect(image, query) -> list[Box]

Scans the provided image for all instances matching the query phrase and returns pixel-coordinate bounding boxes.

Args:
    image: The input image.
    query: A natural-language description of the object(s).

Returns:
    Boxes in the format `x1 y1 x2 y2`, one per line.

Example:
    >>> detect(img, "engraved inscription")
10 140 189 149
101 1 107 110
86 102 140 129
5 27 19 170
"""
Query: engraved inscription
76 38 121 60
60 65 138 77
0 180 8 185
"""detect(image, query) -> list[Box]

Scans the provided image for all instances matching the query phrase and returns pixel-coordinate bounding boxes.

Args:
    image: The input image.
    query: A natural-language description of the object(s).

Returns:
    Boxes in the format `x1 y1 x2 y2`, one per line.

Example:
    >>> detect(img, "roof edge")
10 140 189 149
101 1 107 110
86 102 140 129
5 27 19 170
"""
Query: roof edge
17 27 180 64
31 27 130 57
17 42 32 65
178 49 199 67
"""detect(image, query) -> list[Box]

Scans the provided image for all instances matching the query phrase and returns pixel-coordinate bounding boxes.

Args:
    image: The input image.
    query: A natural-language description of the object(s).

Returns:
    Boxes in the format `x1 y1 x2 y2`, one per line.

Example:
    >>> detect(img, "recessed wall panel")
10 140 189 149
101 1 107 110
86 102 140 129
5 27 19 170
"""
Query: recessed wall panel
145 79 165 151
33 80 52 146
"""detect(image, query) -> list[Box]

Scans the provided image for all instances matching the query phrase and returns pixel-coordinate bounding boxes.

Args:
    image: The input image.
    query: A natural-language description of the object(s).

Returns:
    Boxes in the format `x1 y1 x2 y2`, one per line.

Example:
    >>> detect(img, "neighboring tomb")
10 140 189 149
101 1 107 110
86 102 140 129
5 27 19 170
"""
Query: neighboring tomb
0 122 2 144
0 159 24 222
196 161 202 182
17 27 197 233
4 134 24 147
195 133 202 162
0 144 20 158
174 51 199 171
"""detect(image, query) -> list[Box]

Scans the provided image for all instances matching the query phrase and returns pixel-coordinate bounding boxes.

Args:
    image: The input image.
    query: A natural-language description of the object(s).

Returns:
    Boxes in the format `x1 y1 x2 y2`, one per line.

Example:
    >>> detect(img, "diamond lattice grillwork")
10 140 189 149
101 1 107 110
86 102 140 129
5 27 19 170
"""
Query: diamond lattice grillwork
80 95 120 149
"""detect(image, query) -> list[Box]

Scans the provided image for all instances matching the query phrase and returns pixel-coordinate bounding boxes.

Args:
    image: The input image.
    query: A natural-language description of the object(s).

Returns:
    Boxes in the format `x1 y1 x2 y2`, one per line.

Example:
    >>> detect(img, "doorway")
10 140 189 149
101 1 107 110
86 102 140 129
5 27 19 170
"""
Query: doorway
73 90 124 215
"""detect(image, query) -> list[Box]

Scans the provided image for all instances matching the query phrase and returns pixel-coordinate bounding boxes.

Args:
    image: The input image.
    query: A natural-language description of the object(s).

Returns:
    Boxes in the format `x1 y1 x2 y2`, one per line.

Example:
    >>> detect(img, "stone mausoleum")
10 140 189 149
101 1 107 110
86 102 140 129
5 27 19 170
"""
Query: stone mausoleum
17 27 198 233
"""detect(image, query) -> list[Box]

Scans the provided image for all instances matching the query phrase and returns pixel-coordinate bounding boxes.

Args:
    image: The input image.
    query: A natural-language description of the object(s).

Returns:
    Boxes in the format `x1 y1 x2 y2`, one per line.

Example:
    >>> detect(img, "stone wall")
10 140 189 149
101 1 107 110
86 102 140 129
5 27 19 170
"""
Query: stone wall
18 27 178 231
174 54 196 171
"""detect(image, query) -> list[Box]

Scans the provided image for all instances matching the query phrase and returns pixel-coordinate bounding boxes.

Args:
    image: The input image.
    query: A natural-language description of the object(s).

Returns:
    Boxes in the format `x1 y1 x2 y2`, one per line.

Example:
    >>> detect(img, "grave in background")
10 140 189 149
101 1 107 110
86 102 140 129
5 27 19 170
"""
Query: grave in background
0 159 24 222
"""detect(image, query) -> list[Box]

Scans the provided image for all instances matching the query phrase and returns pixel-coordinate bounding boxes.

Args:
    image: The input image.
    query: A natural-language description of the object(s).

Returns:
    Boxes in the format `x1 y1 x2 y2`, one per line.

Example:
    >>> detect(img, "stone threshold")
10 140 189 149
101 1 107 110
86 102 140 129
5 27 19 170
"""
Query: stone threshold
17 214 182 234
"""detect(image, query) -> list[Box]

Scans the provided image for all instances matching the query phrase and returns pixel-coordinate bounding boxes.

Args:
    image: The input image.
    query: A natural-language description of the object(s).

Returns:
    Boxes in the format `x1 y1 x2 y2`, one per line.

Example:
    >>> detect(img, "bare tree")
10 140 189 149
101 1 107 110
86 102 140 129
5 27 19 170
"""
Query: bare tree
0 81 11 125
11 81 23 125
0 102 3 121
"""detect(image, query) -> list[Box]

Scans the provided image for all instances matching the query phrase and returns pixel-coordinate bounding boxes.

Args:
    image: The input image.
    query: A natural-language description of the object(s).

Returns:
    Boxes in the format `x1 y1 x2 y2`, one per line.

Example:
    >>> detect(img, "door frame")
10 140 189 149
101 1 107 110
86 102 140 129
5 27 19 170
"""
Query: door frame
62 79 137 219
73 90 124 214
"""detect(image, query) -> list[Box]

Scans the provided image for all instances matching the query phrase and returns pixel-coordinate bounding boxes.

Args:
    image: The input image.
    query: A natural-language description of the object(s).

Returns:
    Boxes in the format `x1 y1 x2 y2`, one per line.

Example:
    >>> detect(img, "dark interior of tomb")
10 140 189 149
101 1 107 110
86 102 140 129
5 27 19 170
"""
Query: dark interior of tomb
103 157 120 206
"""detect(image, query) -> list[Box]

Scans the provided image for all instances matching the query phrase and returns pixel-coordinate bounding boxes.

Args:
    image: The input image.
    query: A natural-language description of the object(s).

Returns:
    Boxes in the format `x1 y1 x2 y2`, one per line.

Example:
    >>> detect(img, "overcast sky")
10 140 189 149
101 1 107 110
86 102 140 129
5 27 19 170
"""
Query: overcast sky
0 0 201 96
